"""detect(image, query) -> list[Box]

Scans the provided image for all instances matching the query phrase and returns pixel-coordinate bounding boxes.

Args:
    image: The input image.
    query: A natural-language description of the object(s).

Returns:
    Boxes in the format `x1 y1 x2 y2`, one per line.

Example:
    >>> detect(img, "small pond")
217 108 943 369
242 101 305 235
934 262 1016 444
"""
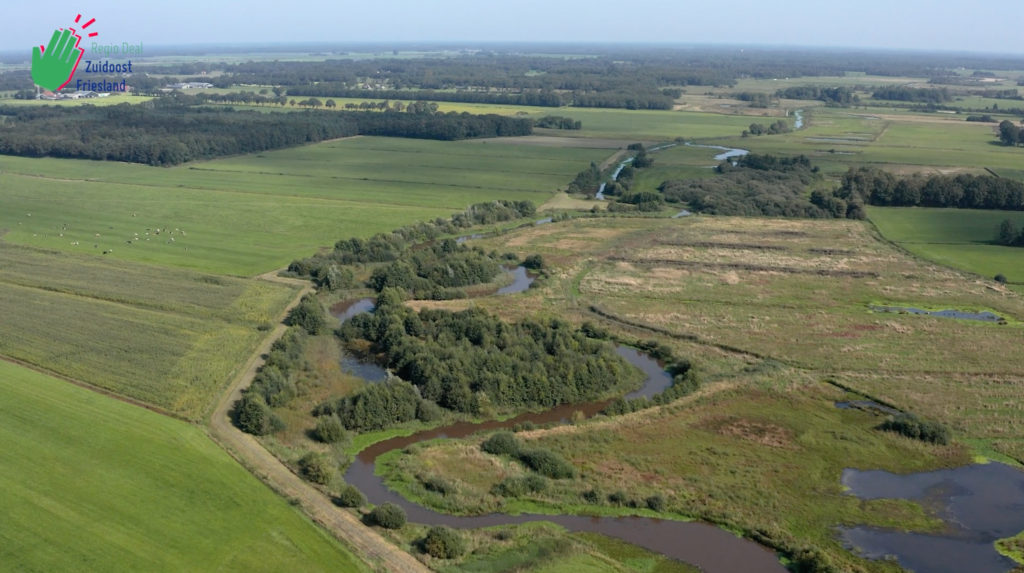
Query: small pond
871 305 1005 323
834 400 901 415
840 462 1024 573
496 265 534 295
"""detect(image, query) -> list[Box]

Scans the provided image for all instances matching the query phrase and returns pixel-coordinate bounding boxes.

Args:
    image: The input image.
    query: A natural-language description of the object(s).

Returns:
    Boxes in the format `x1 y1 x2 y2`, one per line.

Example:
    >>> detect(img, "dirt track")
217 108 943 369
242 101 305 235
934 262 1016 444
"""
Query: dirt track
208 271 429 573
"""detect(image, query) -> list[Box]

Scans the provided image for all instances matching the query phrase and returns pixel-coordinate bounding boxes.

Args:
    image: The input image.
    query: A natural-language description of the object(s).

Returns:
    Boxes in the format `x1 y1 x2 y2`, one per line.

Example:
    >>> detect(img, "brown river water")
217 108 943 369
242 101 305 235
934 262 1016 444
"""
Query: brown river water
330 298 786 572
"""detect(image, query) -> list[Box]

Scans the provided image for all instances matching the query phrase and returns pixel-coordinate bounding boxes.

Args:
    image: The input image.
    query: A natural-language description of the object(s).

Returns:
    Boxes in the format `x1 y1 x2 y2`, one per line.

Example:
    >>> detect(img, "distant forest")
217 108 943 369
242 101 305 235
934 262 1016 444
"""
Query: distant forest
0 98 532 165
5 46 1022 111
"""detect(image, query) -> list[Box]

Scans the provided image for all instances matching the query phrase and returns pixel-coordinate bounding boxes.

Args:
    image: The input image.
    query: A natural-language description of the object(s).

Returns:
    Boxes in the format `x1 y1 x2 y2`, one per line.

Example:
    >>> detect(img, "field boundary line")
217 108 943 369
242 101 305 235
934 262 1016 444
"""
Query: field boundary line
0 353 186 421
207 272 429 573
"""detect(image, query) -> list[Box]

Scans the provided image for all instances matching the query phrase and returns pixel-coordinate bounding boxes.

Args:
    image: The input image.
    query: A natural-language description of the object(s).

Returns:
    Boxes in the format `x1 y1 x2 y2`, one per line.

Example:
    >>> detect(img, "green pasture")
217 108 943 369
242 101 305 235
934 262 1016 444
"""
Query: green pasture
868 206 1024 284
0 361 366 572
0 243 297 419
0 137 608 276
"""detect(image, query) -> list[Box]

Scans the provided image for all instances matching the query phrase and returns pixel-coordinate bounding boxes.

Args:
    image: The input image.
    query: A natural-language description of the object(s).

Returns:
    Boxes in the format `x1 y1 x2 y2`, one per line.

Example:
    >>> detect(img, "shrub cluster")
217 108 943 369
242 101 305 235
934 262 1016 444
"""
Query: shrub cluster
234 326 310 435
480 432 575 480
316 378 442 432
369 503 407 529
335 485 366 508
878 413 951 445
421 526 466 559
491 475 548 497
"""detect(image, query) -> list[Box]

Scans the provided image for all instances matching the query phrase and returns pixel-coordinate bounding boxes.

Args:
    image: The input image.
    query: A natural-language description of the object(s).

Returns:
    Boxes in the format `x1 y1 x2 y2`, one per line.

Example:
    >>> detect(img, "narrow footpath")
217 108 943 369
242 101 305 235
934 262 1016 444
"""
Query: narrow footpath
208 271 429 573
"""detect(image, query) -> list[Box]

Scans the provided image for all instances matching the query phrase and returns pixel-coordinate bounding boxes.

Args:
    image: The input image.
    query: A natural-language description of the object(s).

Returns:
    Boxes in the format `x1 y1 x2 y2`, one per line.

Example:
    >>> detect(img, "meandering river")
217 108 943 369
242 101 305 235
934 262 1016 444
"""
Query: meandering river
330 301 786 572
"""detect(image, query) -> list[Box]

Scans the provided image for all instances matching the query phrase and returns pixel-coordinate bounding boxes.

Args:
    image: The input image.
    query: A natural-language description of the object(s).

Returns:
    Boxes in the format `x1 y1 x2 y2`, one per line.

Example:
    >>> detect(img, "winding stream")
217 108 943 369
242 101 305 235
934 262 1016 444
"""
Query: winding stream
331 302 786 573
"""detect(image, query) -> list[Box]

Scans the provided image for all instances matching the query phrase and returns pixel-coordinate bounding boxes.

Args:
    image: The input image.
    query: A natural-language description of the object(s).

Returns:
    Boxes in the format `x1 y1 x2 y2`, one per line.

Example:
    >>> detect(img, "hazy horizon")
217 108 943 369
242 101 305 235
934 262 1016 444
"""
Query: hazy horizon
4 0 1024 57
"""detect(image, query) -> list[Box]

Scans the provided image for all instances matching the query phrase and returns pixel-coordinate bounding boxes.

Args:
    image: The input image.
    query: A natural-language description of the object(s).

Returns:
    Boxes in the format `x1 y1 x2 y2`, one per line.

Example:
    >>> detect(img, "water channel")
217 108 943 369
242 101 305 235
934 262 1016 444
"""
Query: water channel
329 299 786 572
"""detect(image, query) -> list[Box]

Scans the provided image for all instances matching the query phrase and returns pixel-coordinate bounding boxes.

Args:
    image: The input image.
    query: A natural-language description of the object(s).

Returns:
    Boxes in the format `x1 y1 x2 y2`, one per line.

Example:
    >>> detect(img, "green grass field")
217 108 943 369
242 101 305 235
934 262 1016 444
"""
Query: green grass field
0 137 609 276
0 360 367 572
0 243 297 419
868 206 1024 284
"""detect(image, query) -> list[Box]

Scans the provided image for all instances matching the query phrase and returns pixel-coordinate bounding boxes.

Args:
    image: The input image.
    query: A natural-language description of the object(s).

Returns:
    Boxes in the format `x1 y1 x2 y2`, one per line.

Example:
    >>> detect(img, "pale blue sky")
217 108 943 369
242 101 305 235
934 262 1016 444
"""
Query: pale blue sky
4 0 1023 55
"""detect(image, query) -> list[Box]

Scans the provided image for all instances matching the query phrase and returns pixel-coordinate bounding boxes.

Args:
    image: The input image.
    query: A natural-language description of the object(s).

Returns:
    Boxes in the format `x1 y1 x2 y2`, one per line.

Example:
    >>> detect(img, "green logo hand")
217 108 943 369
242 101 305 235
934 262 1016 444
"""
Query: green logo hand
31 28 84 92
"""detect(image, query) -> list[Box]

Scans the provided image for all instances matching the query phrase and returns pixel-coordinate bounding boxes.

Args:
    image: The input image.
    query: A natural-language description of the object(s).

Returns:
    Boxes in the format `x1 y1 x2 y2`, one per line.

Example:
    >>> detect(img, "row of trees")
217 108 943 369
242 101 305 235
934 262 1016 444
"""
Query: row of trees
286 84 565 107
337 288 633 414
534 115 582 130
775 86 859 106
743 120 791 137
287 200 537 290
871 86 952 103
0 99 532 165
838 167 1024 210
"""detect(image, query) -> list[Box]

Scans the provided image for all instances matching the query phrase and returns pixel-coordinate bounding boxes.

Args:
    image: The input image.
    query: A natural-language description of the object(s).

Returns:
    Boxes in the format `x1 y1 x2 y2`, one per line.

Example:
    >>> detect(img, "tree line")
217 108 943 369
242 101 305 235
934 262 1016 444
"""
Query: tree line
871 86 952 104
775 86 859 106
838 167 1024 210
0 99 531 165
285 84 564 107
287 200 537 291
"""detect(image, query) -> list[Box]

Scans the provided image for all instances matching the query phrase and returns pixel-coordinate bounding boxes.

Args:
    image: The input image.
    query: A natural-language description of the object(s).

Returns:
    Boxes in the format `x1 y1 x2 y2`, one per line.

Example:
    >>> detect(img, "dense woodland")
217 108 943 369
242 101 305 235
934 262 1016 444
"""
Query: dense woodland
337 288 633 414
838 167 1024 210
659 154 864 219
0 99 531 165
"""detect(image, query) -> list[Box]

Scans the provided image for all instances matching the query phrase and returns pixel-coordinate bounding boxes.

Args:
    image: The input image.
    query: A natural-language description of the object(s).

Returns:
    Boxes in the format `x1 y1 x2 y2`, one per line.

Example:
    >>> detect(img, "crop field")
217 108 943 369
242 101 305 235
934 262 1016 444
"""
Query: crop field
0 243 298 419
0 360 366 572
868 206 1024 285
0 137 608 275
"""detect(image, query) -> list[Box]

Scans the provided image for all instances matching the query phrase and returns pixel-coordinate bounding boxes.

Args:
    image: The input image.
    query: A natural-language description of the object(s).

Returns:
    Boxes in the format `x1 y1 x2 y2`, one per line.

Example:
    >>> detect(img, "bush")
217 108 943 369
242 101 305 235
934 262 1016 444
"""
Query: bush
286 294 326 335
422 476 458 496
645 494 666 512
878 413 951 445
298 453 333 485
335 485 366 508
422 526 466 559
518 448 575 479
234 393 284 435
314 415 347 444
581 488 602 504
995 273 1007 284
369 502 407 529
491 475 548 497
522 254 545 270
416 399 444 423
608 490 629 506
481 432 521 457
